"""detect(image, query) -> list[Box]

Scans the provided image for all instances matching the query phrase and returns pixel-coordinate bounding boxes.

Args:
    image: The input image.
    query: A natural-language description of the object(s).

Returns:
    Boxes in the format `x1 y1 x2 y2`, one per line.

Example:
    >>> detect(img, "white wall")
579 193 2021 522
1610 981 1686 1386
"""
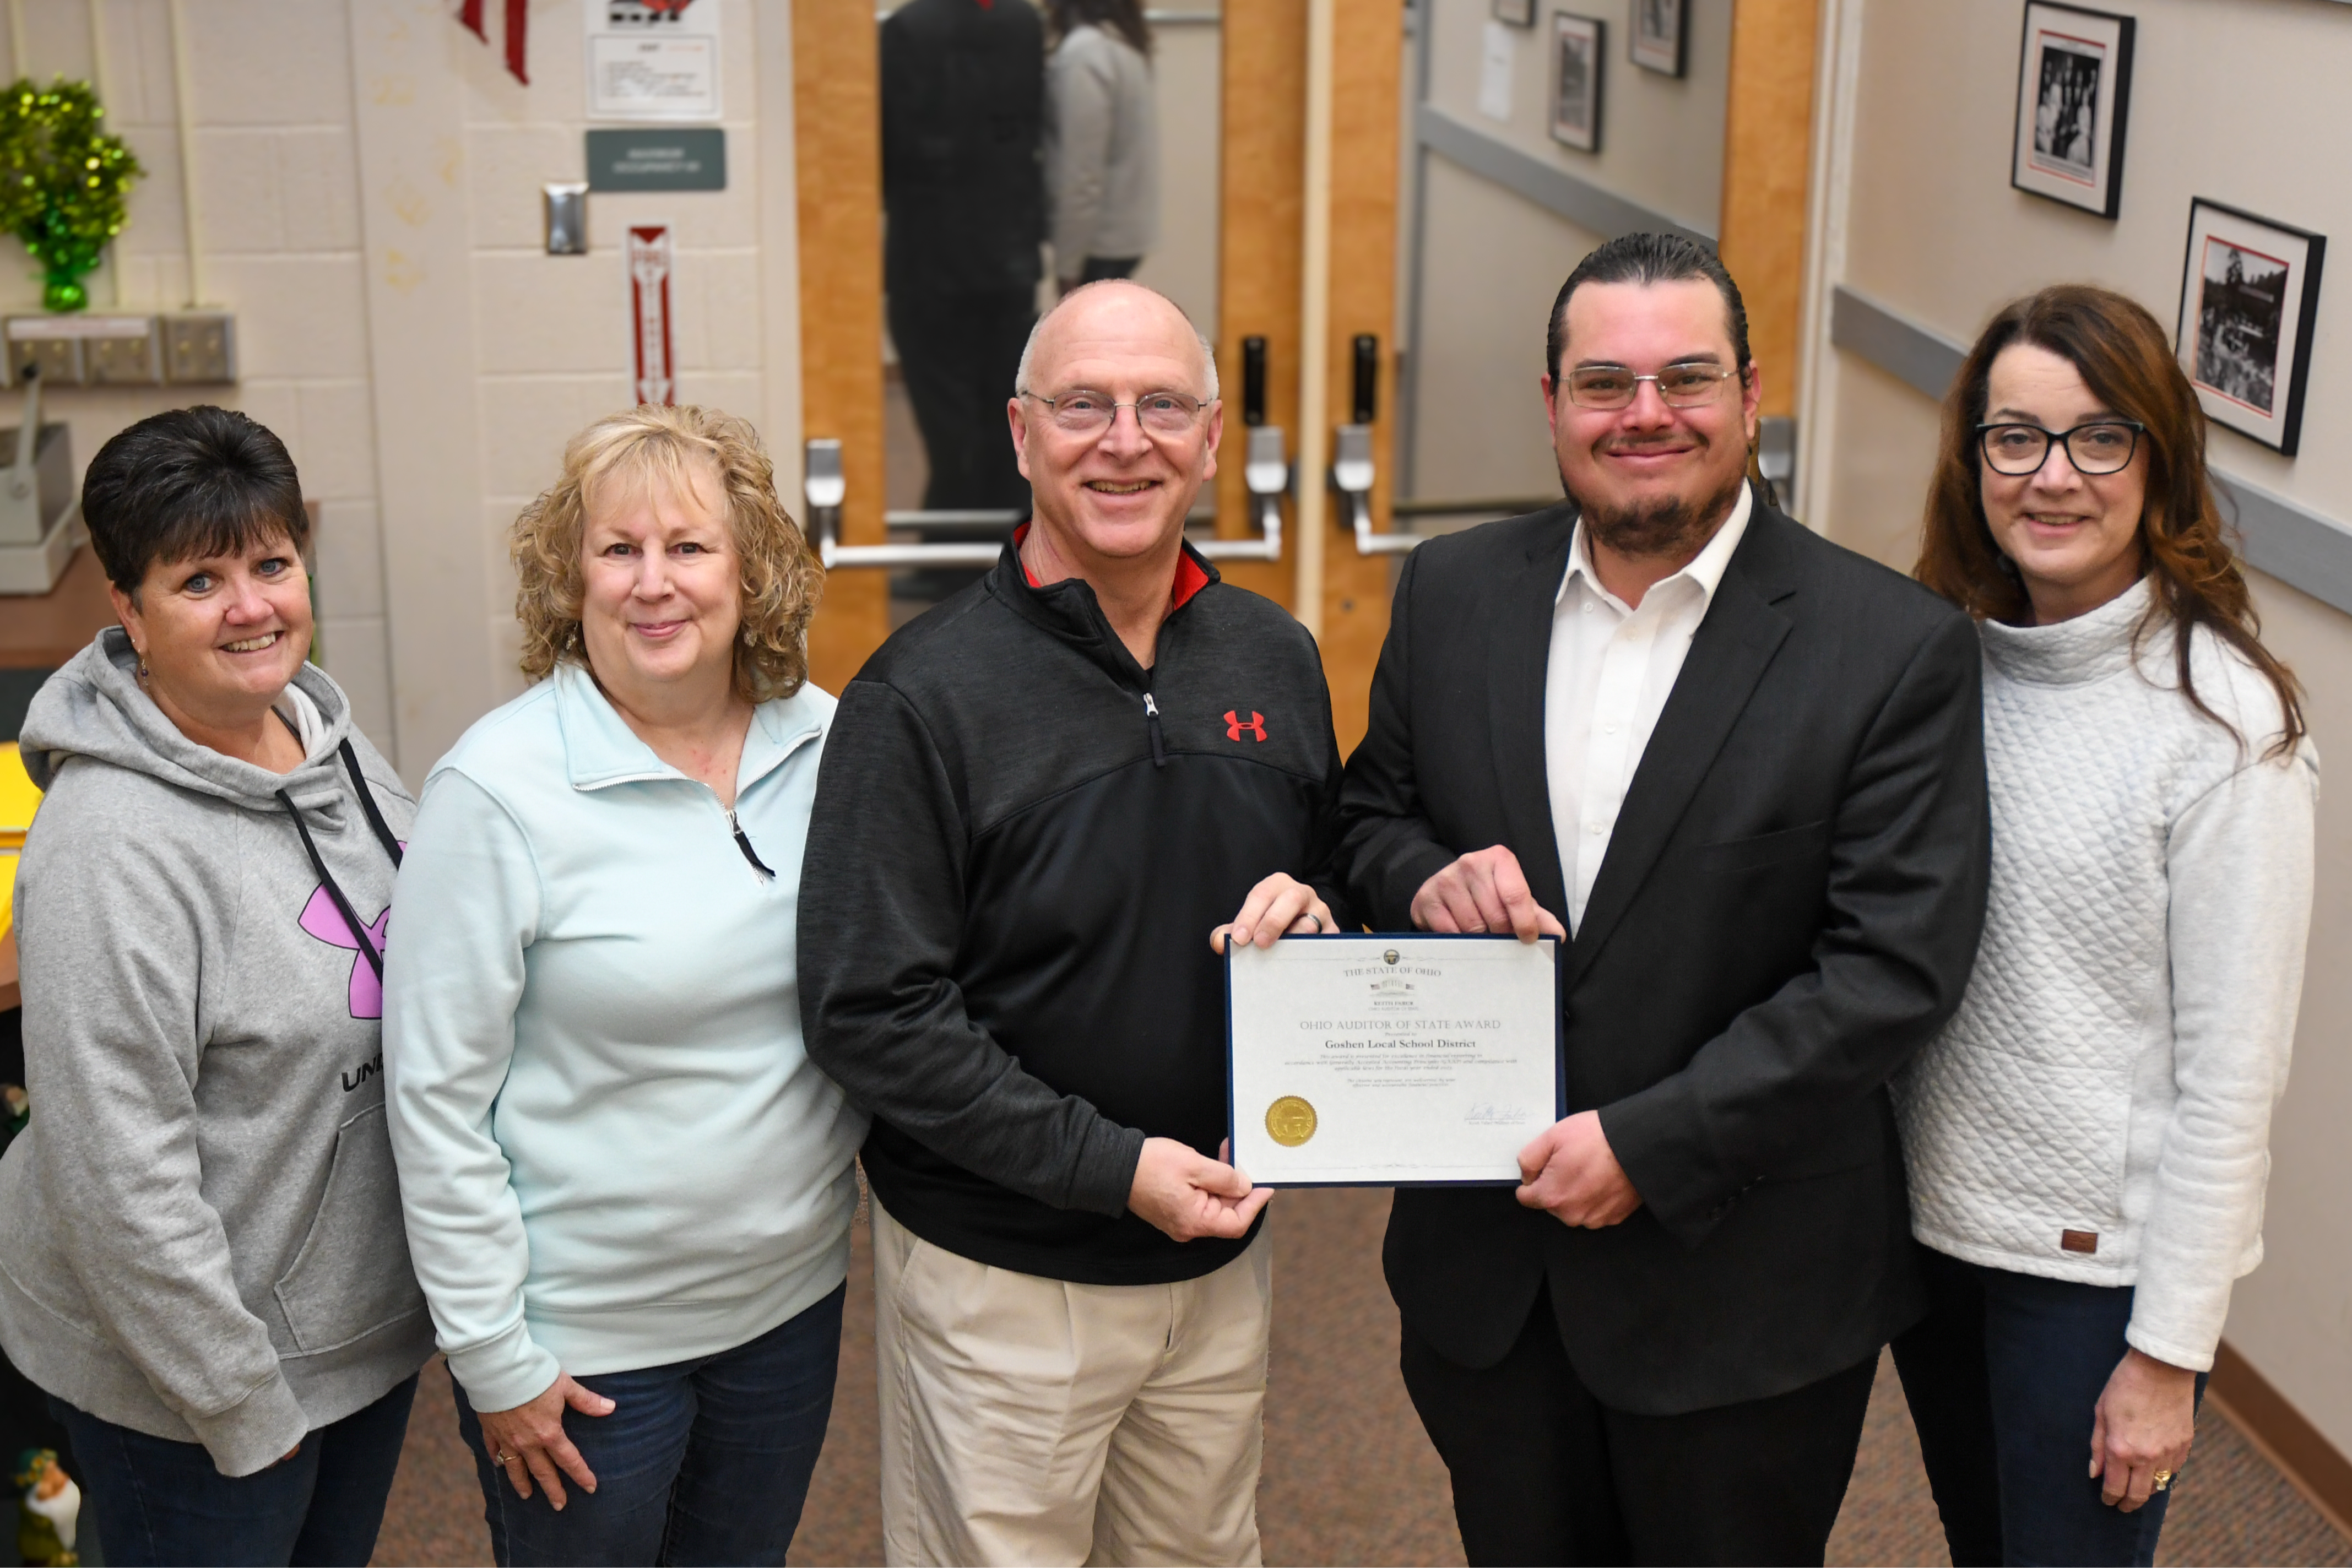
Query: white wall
1409 156 1594 501
1131 7 1221 338
1802 0 2352 1453
1421 0 1728 235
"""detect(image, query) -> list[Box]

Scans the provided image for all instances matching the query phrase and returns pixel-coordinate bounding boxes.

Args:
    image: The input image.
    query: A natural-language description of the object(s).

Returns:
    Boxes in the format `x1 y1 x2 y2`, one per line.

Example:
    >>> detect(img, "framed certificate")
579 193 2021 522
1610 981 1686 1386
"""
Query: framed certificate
1226 934 1563 1187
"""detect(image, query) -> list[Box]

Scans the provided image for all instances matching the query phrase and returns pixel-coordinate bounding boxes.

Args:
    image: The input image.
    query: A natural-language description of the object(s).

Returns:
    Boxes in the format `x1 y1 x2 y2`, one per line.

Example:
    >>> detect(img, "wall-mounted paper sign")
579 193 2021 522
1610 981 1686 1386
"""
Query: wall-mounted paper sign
586 0 721 122
587 129 727 192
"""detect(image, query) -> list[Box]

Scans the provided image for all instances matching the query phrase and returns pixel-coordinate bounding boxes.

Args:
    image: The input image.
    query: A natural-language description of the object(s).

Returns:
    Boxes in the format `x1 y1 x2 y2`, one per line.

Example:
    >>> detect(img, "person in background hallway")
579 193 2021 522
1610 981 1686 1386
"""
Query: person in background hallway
383 406 864 1567
883 0 1045 512
0 408 432 1565
1045 0 1159 292
799 280 1347 1567
1892 285 2317 1568
1336 232 1992 1566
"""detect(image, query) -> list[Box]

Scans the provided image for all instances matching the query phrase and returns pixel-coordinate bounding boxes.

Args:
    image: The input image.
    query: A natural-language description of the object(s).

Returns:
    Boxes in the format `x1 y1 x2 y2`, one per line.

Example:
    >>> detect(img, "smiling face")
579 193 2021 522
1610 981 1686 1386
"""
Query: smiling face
112 530 313 728
1009 283 1222 569
1979 341 2148 624
577 456 744 713
1543 278 1760 560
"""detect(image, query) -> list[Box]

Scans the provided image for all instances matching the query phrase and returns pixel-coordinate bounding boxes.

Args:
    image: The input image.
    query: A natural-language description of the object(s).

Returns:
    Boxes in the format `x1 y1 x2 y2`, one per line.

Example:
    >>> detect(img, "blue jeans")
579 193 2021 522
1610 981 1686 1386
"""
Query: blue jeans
1892 1245 2207 1567
52 1372 418 1567
453 1283 843 1567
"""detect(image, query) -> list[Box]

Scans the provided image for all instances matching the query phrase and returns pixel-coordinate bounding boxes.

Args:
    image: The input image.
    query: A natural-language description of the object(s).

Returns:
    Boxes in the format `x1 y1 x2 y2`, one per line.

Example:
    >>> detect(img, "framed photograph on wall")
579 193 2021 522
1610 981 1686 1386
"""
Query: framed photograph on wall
1493 0 1535 27
1629 0 1686 77
2010 2 2133 218
1550 13 1604 152
2176 199 2327 456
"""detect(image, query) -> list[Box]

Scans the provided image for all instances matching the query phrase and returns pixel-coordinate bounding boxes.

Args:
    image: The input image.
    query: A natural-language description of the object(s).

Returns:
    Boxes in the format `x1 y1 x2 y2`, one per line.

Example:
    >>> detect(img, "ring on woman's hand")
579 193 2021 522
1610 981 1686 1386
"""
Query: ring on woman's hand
496 1450 517 1465
2151 1469 2175 1492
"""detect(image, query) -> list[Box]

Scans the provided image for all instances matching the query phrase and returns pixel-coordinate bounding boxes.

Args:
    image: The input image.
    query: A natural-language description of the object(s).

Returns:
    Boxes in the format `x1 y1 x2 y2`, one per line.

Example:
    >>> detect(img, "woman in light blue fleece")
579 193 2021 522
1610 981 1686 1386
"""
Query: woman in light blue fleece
382 405 864 1567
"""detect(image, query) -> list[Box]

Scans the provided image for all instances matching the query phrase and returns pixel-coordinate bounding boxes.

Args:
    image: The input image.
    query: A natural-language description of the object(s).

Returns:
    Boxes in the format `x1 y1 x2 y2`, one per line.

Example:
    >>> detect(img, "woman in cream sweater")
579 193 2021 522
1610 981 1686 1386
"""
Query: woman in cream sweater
1896 284 2317 1567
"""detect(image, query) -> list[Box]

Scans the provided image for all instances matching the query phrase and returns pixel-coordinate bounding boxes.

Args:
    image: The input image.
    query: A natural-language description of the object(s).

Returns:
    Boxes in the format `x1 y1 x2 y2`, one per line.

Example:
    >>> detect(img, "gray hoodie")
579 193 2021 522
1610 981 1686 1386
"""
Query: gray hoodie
0 629 432 1477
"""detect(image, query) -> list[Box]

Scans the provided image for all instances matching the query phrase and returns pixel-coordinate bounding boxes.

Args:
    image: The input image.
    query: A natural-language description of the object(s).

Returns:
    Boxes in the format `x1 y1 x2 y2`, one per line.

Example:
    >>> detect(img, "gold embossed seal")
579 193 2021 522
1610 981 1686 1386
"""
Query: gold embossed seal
1265 1095 1318 1147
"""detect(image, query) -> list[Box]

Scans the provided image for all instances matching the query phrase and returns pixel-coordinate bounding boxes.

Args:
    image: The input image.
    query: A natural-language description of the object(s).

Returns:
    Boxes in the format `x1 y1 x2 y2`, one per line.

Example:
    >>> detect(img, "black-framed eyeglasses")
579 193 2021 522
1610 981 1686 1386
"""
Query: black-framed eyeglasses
1975 420 2145 476
1563 361 1741 410
1021 388 1210 437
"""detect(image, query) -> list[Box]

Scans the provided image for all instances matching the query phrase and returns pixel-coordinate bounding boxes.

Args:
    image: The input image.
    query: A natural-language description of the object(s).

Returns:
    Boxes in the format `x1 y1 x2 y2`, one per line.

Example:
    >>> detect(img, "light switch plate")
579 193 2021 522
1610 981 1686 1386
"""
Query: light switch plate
1 322 83 387
86 319 164 385
545 182 589 254
162 311 237 383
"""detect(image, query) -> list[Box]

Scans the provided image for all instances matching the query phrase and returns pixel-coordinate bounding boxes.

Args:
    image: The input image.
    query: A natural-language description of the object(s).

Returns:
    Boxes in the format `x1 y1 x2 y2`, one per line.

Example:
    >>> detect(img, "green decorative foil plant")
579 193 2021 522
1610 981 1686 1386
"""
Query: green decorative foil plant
0 80 140 313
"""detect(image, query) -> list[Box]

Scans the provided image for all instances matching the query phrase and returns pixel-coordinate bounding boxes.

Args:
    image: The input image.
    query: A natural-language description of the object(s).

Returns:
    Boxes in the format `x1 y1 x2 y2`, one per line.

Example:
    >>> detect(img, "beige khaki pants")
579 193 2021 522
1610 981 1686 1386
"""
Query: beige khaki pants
872 1199 1272 1567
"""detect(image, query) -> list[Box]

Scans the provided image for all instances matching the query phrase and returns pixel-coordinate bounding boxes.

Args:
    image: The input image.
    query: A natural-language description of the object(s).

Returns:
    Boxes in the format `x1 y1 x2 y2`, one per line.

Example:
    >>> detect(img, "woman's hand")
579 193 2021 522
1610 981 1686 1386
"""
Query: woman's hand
477 1375 617 1510
1210 873 1335 952
2091 1348 2198 1511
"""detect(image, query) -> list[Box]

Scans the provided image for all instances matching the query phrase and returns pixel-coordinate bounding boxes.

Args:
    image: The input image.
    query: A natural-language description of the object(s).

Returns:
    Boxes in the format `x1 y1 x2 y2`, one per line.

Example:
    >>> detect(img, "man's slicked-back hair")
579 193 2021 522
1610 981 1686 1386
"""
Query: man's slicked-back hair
81 405 310 594
1545 232 1751 383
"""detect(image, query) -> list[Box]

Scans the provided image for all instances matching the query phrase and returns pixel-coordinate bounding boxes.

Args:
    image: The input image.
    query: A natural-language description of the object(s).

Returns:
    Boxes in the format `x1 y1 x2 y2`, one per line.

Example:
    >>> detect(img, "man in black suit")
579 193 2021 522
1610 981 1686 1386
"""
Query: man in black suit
1337 233 1990 1566
881 0 1044 513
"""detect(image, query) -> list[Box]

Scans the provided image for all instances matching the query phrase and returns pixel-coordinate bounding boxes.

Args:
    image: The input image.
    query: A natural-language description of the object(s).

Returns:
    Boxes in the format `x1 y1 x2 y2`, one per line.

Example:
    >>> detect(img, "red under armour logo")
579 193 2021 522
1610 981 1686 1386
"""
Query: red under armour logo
1225 710 1267 742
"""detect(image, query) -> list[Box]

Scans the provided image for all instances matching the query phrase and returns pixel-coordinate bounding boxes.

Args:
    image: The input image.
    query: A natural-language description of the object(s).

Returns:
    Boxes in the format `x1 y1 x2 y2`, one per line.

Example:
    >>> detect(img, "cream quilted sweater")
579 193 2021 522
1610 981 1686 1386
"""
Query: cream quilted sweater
1894 577 2317 1371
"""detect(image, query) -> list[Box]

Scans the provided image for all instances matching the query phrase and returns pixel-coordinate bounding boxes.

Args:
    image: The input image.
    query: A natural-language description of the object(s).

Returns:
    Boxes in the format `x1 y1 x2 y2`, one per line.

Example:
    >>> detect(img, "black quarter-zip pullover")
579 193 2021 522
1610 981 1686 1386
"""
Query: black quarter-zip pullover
799 539 1348 1284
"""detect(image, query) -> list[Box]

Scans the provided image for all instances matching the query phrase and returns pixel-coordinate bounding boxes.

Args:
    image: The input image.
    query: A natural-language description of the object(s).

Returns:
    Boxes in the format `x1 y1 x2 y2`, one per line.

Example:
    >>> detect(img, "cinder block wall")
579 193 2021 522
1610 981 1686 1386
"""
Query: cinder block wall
5 0 783 780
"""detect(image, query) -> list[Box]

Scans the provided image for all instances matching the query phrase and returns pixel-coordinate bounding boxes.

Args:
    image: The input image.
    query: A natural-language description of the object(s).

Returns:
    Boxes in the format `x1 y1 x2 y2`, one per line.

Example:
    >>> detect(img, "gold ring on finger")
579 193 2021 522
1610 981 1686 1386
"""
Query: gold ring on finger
2152 1469 2175 1492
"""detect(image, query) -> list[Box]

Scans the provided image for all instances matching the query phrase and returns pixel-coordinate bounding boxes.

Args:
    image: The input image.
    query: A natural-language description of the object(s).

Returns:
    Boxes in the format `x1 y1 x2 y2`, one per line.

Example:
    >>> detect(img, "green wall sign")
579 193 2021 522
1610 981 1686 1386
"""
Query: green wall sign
585 129 727 192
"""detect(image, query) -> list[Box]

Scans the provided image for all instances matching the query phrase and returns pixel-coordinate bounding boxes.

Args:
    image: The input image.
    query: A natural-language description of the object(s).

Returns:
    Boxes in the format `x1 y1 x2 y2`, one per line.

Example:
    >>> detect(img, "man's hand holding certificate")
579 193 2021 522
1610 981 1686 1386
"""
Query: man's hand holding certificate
1226 935 1564 1186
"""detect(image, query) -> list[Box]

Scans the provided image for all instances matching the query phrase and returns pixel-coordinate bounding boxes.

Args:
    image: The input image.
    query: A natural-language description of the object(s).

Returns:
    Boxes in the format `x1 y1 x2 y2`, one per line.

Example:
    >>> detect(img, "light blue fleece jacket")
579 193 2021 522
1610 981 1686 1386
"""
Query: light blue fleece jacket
382 663 865 1410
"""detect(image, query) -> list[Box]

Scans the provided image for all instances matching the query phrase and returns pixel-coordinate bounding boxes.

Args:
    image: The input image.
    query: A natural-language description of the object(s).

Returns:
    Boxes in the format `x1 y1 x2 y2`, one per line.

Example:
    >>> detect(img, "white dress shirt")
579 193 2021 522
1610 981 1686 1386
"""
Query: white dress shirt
1546 482 1753 931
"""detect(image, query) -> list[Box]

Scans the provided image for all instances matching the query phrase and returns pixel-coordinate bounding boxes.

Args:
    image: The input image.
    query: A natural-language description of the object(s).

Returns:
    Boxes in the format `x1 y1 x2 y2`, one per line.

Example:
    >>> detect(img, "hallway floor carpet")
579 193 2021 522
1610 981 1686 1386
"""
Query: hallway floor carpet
370 1186 2350 1566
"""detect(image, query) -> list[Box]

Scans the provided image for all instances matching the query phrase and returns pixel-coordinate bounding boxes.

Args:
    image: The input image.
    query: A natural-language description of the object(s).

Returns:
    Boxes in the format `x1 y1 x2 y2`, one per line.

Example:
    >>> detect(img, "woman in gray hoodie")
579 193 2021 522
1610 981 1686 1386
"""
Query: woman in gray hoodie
0 407 432 1566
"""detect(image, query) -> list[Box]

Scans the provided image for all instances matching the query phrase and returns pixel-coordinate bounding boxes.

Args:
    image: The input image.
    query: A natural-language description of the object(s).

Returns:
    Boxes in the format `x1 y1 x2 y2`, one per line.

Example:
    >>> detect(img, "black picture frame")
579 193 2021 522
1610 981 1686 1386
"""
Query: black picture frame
2176 198 2327 457
2009 1 2134 219
1629 0 1686 77
1492 0 1536 28
1550 13 1605 153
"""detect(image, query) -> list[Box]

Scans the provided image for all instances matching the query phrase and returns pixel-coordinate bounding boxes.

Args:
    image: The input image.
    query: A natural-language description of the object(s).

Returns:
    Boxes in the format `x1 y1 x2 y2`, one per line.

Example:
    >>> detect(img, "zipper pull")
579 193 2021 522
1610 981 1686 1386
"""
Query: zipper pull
1143 692 1167 768
729 809 776 878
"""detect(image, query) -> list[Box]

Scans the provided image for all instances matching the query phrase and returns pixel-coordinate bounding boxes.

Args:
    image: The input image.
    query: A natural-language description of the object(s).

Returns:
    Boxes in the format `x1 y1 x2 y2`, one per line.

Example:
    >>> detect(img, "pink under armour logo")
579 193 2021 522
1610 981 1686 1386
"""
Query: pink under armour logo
300 887 391 1019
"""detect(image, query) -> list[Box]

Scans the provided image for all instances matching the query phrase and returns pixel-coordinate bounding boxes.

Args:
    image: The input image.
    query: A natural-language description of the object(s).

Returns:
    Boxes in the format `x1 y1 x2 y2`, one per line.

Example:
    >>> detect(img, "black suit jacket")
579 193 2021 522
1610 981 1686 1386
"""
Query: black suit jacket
1337 489 1990 1416
880 0 1044 299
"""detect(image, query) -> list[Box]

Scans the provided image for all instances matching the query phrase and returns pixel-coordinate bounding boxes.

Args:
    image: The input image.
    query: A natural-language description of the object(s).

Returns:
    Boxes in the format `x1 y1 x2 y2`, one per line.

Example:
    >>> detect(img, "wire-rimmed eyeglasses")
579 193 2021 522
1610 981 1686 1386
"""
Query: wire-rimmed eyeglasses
1562 362 1742 410
1975 420 2146 476
1021 388 1210 437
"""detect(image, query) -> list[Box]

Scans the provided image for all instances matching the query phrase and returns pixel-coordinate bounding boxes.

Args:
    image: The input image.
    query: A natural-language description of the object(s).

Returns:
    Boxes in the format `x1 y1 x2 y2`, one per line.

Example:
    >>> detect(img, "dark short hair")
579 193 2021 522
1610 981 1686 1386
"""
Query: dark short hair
1545 232 1752 383
81 406 309 593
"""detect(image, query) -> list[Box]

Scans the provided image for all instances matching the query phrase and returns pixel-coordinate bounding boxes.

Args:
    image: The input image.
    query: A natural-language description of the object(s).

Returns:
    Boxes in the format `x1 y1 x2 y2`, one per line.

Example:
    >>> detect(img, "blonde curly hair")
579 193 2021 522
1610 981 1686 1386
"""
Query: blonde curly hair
511 404 824 703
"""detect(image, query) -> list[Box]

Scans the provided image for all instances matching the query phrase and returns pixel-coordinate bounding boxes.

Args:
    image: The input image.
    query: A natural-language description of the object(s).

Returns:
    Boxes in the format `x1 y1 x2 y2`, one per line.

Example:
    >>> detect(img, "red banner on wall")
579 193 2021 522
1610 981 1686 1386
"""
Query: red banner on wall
628 225 676 406
456 0 527 84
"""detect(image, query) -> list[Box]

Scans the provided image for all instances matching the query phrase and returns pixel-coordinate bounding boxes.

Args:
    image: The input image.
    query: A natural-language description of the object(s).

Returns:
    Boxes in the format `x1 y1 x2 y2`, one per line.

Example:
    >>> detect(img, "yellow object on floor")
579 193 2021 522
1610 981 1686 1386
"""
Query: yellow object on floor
0 742 37 847
1 741 42 939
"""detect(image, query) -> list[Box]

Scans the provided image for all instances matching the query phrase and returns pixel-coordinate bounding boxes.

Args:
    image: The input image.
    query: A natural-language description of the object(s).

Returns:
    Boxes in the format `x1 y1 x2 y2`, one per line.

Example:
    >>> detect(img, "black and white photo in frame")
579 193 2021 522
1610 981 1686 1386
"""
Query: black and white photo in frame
1629 0 1686 77
1551 13 1604 152
2010 1 2133 219
2176 199 2327 457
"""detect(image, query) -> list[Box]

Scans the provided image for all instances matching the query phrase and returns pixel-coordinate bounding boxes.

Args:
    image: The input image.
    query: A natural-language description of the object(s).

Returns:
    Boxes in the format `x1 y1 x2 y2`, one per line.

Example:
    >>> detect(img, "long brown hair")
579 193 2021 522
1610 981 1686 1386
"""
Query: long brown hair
1915 284 2304 757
